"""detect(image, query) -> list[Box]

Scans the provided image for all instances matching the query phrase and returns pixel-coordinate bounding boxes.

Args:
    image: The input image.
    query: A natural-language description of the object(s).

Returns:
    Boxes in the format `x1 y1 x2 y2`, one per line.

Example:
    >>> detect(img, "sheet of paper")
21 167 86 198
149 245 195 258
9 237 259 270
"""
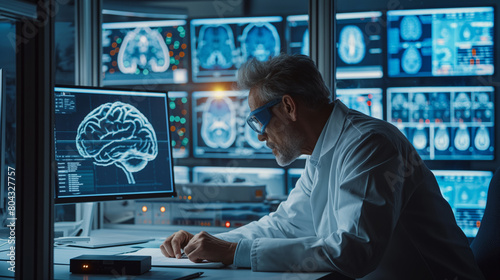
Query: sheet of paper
123 248 225 268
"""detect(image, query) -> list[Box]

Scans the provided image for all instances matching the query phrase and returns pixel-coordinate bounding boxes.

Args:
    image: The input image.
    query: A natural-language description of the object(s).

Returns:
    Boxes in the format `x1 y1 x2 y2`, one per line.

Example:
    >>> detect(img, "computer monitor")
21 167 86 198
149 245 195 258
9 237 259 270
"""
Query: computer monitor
53 86 177 203
432 170 493 238
173 166 190 184
286 15 309 55
335 11 384 79
192 91 273 158
102 20 189 85
192 166 286 198
167 91 189 158
387 86 494 160
286 168 304 194
190 16 283 82
387 7 494 77
336 88 383 119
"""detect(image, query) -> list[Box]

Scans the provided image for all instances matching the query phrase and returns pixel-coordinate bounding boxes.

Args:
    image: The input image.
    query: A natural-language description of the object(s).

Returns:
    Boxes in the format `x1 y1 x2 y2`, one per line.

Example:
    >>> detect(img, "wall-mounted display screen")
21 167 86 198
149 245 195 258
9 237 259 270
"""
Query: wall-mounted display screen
336 11 384 79
192 91 273 158
190 16 283 83
387 86 494 160
102 20 189 85
167 91 189 158
336 88 383 119
387 7 494 77
432 170 493 237
174 166 190 184
193 166 286 197
286 15 309 55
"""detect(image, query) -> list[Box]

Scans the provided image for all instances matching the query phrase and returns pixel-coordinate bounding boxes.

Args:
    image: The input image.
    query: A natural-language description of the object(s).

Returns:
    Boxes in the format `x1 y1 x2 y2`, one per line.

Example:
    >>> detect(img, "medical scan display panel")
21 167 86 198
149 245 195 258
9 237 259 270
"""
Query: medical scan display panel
191 16 283 83
335 12 384 79
336 88 383 119
432 170 493 237
102 20 189 85
387 86 494 160
192 91 273 158
387 7 494 77
53 87 176 202
193 166 286 197
173 166 190 184
167 91 189 158
286 15 309 55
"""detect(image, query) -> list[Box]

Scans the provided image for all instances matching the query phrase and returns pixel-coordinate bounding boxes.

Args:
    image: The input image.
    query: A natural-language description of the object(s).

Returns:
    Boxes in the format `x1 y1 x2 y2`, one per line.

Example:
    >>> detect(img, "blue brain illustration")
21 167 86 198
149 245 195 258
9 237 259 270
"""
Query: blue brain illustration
76 102 158 184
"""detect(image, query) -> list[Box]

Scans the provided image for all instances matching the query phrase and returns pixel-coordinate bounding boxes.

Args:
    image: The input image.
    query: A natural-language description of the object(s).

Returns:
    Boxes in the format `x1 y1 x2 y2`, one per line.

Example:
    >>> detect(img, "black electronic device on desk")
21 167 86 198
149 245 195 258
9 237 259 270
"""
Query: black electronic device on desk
70 255 151 275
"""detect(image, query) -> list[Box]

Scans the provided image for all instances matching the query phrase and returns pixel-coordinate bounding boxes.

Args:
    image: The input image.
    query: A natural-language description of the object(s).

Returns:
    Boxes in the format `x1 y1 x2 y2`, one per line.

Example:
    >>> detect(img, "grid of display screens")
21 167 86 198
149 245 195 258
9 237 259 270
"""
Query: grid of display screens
336 88 383 119
286 15 309 55
432 170 493 237
168 91 189 158
53 87 176 202
192 91 272 158
387 86 494 160
387 7 494 77
102 20 189 85
193 166 286 197
190 16 283 82
336 12 384 79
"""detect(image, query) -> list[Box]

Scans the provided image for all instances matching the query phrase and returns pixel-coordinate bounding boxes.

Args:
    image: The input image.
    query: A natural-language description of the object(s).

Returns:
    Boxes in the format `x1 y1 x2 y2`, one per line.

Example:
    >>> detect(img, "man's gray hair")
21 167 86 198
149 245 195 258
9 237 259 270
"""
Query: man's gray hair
237 53 331 108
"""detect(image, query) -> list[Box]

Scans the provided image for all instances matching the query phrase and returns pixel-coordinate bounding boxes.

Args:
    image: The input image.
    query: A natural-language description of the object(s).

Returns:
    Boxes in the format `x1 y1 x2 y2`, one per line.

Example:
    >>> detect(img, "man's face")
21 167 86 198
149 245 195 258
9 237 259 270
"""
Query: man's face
248 89 303 166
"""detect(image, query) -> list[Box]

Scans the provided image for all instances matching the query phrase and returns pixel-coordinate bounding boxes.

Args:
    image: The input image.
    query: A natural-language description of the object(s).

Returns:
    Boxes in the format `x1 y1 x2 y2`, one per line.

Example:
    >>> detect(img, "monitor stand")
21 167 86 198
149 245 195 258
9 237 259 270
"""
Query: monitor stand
54 202 154 248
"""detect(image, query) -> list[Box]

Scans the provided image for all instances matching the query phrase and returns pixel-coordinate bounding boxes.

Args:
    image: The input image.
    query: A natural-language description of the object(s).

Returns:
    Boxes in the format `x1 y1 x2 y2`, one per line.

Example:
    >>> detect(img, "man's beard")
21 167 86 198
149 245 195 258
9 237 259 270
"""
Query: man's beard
270 129 303 167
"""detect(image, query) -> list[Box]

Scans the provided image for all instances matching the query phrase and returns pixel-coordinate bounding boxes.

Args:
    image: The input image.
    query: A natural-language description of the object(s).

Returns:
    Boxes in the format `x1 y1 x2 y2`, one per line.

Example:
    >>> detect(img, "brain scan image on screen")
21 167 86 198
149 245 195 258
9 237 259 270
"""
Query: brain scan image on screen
434 126 450 151
286 15 309 56
453 126 470 152
401 46 422 74
400 16 422 41
75 102 158 184
338 25 365 65
200 96 237 149
412 127 428 151
474 92 494 122
117 27 170 75
336 89 383 120
241 22 280 62
453 92 472 122
474 126 490 151
197 25 235 70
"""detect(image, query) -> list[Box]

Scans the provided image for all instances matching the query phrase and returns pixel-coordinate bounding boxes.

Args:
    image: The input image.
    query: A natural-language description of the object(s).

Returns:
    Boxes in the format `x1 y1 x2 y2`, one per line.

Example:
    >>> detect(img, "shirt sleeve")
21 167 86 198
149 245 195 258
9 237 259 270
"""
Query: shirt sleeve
244 134 406 278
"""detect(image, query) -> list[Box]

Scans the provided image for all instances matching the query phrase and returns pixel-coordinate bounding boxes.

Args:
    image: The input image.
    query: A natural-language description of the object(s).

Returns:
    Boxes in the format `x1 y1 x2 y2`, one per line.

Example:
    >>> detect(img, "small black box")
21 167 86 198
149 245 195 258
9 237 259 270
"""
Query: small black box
70 255 151 275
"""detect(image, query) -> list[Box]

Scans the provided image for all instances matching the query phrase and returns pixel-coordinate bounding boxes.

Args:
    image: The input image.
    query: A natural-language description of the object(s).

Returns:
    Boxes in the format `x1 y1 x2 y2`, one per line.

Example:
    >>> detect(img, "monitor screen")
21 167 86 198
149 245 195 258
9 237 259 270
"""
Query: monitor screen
192 91 273 158
387 86 494 160
190 16 283 83
286 15 309 55
167 91 189 158
387 7 494 77
336 11 384 79
286 168 304 194
193 166 286 197
53 86 176 203
432 170 493 237
102 20 189 85
174 166 190 184
336 88 383 119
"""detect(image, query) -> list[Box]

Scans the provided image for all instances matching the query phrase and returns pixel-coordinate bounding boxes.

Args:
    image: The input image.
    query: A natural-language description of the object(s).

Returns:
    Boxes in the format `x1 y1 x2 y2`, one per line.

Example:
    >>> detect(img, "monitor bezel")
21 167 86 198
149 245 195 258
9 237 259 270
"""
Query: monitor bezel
52 85 177 204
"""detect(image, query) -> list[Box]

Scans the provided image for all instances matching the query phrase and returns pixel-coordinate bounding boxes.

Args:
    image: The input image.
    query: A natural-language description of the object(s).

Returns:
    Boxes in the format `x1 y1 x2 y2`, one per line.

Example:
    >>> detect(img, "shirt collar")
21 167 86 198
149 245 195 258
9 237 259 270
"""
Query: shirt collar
309 99 349 165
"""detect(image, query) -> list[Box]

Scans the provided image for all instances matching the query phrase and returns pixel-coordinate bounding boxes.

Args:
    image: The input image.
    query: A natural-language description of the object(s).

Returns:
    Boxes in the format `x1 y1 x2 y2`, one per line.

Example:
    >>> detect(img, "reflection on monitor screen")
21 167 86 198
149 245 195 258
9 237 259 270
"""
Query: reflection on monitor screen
174 166 190 184
168 92 189 158
336 12 383 79
336 88 383 119
387 86 494 160
387 7 494 77
193 166 285 197
192 91 273 158
102 20 189 85
287 168 304 194
286 15 309 55
190 16 283 82
432 170 493 237
53 87 176 203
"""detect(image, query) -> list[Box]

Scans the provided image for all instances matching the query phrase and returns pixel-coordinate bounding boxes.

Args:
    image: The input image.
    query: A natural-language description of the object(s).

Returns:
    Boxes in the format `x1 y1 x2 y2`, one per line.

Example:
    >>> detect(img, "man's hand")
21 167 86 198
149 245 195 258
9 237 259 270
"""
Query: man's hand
160 230 194 259
183 231 237 265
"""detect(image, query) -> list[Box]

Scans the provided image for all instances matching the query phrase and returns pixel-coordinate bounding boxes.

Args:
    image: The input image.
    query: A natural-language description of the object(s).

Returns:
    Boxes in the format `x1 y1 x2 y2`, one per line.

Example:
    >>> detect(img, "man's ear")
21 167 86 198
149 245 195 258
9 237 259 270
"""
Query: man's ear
281 95 297 121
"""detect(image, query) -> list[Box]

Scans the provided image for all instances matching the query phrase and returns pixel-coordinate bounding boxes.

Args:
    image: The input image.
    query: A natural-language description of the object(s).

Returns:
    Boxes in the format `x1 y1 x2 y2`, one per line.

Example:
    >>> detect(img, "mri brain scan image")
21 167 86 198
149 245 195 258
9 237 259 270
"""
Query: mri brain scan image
434 126 450 151
200 97 237 149
474 126 490 151
76 102 158 184
338 25 365 64
241 22 280 62
117 27 170 74
412 128 428 150
454 126 470 151
197 25 235 69
400 16 422 41
402 46 422 74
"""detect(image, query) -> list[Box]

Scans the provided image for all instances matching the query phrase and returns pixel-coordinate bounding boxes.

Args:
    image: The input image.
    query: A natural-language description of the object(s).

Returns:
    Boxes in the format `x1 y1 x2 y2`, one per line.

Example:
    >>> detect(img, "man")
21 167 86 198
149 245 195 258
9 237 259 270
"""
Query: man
161 54 484 279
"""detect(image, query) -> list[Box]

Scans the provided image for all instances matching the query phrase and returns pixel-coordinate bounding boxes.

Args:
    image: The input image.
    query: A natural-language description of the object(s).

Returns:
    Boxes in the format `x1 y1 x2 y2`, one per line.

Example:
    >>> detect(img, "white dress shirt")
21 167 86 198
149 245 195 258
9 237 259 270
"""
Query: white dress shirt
215 100 484 279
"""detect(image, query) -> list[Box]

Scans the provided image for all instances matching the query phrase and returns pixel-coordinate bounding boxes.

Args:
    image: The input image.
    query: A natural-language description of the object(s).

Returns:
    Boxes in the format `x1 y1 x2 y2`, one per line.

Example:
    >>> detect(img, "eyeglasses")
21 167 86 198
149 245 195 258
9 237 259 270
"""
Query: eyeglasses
246 98 281 135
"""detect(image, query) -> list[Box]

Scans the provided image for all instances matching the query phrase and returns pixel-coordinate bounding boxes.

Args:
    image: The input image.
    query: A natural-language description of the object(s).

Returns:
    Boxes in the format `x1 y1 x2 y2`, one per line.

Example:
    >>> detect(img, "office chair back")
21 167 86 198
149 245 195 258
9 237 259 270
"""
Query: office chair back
470 167 500 280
